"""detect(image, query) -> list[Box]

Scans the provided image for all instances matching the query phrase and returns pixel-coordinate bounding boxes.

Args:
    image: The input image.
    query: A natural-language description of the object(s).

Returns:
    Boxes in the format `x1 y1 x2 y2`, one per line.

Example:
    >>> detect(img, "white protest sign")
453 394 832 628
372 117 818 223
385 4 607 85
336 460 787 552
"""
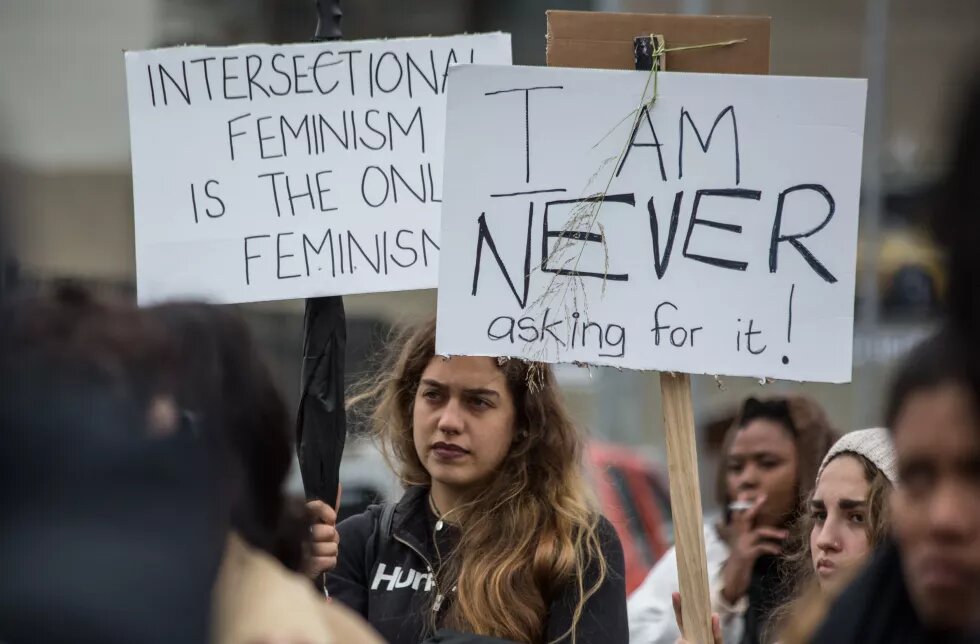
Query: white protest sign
125 34 511 305
436 65 867 383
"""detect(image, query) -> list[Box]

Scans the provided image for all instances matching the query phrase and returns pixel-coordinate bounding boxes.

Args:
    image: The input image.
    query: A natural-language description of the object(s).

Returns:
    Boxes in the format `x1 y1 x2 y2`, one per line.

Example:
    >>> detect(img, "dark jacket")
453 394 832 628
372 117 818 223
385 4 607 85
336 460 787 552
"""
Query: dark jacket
327 486 628 644
812 539 980 644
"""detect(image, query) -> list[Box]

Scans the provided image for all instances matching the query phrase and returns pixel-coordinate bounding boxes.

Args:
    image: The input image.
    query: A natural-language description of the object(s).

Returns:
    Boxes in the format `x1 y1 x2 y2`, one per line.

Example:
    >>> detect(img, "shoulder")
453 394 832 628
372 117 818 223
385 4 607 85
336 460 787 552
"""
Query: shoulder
321 602 385 644
594 514 621 545
337 504 384 540
591 514 626 575
213 534 334 643
335 504 387 568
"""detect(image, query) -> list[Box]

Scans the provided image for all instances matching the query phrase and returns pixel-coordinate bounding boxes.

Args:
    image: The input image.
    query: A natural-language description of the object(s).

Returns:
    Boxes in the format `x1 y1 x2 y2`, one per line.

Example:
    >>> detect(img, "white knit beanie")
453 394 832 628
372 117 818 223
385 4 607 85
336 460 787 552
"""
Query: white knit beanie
816 427 898 485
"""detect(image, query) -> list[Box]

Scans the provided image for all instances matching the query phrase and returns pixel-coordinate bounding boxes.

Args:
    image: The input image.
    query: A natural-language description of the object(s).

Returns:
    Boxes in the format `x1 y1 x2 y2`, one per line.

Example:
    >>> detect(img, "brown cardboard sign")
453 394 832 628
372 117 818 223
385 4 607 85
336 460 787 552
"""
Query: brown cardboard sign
546 10 770 75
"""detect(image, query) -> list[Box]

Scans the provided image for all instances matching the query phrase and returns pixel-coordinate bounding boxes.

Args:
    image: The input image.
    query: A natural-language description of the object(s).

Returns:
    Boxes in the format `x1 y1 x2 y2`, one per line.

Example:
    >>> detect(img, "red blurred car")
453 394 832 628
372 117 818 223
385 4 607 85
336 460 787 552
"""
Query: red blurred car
587 442 673 594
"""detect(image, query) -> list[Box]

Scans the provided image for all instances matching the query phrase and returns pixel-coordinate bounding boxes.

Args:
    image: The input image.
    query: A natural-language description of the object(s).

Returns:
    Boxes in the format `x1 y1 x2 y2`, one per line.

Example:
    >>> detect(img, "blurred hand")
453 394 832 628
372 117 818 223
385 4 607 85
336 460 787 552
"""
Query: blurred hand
305 486 342 578
672 592 723 644
720 494 788 604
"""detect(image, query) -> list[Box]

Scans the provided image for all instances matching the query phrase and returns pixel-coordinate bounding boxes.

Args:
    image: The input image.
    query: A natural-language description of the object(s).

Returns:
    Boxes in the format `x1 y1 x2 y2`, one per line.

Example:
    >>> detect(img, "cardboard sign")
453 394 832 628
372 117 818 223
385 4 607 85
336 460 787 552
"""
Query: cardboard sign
546 10 771 74
125 34 511 304
436 64 867 383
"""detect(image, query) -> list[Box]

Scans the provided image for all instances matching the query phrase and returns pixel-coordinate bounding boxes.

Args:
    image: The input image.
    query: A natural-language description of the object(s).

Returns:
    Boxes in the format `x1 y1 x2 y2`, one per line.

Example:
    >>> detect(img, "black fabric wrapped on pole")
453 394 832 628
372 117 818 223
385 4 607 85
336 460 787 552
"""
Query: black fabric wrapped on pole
297 0 345 507
296 295 346 504
314 0 343 41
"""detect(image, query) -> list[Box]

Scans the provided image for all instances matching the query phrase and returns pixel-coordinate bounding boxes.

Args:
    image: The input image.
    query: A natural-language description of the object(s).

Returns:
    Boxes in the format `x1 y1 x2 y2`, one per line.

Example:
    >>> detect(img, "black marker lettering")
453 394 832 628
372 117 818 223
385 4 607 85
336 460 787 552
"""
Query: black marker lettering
374 51 404 94
277 232 301 279
221 56 246 100
158 61 191 106
421 229 438 266
292 54 313 94
471 205 534 307
769 184 838 283
243 235 271 285
361 165 389 208
391 229 418 268
257 116 283 160
188 57 216 100
488 316 516 342
227 113 250 161
388 106 425 153
484 85 564 184
314 170 336 212
258 171 285 217
678 105 740 184
647 191 684 279
245 54 270 99
312 51 341 95
541 194 633 281
269 53 292 96
204 179 225 217
617 104 667 180
303 229 335 277
682 188 761 271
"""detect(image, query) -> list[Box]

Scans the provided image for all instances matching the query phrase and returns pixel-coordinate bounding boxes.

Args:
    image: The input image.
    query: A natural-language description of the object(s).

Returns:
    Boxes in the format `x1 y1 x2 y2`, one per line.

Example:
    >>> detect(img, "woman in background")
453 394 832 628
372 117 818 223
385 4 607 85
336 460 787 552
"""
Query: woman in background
628 395 836 644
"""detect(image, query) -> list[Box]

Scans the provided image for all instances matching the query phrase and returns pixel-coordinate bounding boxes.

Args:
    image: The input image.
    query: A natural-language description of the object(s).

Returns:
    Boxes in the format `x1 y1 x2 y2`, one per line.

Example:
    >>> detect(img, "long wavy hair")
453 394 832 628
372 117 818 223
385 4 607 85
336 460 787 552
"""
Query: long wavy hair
352 318 606 644
767 451 892 643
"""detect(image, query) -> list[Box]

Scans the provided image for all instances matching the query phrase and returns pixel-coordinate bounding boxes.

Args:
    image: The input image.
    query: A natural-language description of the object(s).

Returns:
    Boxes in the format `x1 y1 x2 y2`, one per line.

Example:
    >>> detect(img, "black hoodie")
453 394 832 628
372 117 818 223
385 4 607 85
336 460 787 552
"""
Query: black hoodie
327 486 628 644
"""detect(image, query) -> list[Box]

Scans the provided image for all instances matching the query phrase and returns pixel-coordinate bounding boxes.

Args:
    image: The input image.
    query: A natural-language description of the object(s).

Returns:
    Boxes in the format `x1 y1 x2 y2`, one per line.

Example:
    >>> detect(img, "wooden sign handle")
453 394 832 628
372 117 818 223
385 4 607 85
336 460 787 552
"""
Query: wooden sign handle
660 372 714 643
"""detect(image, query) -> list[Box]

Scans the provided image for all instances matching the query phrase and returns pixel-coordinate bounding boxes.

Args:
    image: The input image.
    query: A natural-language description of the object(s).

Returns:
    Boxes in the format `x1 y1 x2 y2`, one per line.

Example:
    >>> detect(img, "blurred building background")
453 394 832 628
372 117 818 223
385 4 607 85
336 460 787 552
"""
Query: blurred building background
2 0 978 514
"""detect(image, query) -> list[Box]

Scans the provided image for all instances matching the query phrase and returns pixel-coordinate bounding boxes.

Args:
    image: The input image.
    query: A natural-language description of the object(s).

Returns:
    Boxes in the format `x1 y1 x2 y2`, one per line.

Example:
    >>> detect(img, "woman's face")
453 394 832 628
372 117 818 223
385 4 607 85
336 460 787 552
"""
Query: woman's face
726 418 799 526
412 356 516 496
809 455 873 593
891 383 980 632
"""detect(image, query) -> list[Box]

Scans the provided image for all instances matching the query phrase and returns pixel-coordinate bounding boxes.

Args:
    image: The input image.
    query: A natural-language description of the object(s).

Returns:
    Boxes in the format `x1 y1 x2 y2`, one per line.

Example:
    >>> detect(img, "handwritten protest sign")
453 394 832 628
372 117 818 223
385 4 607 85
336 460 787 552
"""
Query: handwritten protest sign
436 65 867 383
125 34 511 304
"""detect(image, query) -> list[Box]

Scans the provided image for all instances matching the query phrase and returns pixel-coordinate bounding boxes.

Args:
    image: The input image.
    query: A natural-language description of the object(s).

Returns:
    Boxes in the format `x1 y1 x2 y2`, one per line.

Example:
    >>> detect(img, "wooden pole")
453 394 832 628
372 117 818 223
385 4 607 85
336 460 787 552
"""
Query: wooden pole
660 372 713 643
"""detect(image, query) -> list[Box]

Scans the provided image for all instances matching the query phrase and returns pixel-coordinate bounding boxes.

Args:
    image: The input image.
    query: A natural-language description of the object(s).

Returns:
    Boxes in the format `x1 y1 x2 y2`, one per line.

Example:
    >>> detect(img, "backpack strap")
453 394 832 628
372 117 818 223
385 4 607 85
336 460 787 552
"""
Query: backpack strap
380 500 396 539
365 501 397 567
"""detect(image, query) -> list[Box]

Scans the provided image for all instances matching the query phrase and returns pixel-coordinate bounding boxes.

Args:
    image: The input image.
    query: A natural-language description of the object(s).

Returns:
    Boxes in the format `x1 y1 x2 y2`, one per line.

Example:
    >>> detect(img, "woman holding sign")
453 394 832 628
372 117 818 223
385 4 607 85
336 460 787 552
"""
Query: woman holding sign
320 318 627 643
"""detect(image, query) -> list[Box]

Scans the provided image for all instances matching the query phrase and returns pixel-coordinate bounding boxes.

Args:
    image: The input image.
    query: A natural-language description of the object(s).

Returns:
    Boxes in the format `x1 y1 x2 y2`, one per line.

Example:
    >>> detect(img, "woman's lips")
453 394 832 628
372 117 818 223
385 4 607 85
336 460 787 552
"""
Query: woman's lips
432 442 469 460
816 558 836 576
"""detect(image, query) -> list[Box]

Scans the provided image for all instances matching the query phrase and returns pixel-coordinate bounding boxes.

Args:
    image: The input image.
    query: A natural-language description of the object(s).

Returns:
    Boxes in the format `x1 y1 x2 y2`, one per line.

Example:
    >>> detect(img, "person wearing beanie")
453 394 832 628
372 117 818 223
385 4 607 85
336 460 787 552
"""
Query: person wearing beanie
766 428 898 643
816 428 897 486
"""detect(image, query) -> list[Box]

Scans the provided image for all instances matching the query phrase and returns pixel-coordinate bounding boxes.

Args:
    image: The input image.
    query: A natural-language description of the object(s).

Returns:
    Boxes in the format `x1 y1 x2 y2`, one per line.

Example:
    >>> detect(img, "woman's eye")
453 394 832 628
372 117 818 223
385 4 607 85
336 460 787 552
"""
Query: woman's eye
849 513 866 524
727 462 743 473
469 397 491 409
812 511 827 522
422 389 441 401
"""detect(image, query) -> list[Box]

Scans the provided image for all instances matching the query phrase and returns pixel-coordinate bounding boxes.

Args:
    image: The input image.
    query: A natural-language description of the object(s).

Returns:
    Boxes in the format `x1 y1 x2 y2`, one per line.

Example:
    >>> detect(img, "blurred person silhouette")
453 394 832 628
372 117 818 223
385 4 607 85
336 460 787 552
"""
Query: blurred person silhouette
0 286 225 643
152 302 382 644
811 330 980 642
811 64 980 644
932 67 980 397
628 395 836 644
